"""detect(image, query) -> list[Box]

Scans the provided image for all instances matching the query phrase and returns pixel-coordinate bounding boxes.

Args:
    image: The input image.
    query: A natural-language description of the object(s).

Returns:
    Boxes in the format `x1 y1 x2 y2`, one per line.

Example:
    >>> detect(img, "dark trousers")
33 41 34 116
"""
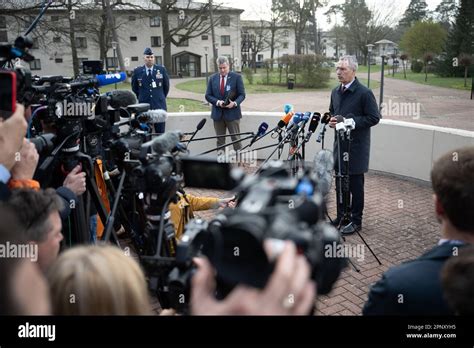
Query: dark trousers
154 122 166 134
335 173 364 226
213 119 242 151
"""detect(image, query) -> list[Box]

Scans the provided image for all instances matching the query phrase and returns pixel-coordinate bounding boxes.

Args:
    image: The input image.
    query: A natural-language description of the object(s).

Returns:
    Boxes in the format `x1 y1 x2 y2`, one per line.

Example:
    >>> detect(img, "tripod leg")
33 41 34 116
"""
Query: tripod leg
355 230 382 265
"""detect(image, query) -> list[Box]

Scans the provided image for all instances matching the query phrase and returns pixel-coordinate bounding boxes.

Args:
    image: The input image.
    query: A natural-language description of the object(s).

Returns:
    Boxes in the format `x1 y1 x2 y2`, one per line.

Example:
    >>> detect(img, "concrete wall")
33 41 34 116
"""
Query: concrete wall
166 112 474 182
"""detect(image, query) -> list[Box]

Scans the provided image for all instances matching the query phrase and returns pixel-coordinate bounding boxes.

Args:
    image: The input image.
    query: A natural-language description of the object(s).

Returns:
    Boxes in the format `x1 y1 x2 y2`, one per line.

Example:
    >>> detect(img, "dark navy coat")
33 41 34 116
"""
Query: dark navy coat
363 242 467 315
329 78 380 174
205 71 246 121
131 64 170 110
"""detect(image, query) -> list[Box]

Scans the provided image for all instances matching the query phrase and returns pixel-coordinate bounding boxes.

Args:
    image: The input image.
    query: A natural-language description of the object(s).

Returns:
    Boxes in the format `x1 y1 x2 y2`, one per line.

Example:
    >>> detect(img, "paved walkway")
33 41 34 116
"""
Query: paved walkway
169 74 473 131
188 169 440 316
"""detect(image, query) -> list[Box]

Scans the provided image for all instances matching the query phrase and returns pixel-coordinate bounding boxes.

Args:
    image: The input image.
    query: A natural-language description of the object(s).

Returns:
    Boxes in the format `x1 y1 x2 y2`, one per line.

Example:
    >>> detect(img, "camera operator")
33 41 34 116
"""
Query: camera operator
191 241 316 315
169 188 235 240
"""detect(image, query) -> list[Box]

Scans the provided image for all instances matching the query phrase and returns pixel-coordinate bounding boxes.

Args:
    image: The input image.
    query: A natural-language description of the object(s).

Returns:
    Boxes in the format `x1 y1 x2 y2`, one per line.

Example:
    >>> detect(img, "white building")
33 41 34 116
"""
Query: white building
0 0 243 77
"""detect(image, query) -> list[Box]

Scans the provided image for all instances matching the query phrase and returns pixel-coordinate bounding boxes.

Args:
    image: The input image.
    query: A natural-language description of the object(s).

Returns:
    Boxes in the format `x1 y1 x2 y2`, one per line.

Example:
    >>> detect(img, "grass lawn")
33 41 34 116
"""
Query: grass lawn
98 83 209 112
387 70 471 90
176 75 380 94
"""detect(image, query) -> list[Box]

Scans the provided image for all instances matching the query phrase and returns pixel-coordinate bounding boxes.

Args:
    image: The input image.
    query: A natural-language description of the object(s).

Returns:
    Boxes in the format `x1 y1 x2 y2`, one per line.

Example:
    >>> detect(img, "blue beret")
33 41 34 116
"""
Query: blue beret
143 47 154 55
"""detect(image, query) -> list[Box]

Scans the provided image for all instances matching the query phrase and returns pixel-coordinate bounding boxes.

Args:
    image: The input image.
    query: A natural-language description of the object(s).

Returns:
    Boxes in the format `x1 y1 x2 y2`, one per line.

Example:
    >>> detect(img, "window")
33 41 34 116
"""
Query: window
130 36 137 41
0 16 6 28
221 35 230 46
76 37 87 48
53 36 61 43
258 54 264 62
106 57 118 68
30 59 41 70
201 15 208 21
51 15 59 22
201 35 208 40
150 16 160 27
283 42 288 49
129 15 136 21
0 31 7 42
177 39 189 47
151 36 161 47
131 56 139 61
55 58 63 63
283 30 289 37
155 56 162 65
220 15 230 26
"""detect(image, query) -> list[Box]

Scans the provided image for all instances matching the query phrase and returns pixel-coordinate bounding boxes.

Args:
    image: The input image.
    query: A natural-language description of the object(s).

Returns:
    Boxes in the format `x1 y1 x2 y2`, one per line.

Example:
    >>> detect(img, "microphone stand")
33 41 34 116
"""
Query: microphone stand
197 134 255 156
334 127 382 269
240 128 275 152
255 130 293 174
185 132 254 142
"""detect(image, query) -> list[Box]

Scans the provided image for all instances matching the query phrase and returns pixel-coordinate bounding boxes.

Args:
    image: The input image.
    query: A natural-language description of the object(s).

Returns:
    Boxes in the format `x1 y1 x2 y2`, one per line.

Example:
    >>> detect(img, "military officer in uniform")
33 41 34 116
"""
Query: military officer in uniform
131 47 170 133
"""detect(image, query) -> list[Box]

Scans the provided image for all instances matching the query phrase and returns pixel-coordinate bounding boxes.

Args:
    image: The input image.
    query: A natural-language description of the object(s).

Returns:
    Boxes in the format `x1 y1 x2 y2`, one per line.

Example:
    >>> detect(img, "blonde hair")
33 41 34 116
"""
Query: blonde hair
47 245 151 315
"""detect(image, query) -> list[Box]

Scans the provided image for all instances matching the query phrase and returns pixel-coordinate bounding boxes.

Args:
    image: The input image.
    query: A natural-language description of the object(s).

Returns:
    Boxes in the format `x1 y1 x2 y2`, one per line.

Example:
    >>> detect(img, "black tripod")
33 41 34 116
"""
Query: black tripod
334 127 382 267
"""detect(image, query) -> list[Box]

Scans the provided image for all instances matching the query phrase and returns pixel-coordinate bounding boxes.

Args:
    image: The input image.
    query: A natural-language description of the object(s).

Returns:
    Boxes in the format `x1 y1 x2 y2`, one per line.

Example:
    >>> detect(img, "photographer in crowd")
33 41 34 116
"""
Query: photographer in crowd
363 146 474 315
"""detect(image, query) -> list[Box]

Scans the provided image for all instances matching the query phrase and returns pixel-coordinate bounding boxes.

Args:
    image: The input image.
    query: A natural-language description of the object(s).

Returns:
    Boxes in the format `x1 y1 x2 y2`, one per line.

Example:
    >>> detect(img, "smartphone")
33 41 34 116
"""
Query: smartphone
181 156 238 190
0 70 17 120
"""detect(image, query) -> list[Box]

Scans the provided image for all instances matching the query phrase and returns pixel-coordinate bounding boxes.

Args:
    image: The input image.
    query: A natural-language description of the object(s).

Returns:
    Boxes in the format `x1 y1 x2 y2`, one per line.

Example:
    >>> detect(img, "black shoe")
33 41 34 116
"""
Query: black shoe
330 218 341 227
340 222 361 235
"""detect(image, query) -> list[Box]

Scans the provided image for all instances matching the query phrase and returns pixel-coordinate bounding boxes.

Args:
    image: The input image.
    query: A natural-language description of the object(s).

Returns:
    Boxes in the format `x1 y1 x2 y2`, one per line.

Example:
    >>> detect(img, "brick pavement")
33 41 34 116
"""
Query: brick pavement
186 168 439 316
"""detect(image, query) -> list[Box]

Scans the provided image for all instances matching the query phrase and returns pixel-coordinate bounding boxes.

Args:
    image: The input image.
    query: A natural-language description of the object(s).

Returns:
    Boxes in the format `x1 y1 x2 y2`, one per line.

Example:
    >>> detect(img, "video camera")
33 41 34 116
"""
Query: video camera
126 133 346 313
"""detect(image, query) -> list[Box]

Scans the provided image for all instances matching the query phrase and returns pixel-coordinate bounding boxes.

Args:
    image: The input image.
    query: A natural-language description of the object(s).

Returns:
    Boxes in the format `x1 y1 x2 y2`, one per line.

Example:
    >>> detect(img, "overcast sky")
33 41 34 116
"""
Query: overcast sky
217 0 444 30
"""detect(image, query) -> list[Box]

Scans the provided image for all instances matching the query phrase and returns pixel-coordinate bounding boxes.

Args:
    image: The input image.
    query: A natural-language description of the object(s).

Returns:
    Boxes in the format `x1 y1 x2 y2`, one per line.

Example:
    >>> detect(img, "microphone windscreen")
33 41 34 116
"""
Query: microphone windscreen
96 72 127 87
284 104 293 114
196 118 207 130
335 115 344 123
258 122 269 136
138 109 168 123
313 149 334 197
308 113 321 133
105 90 137 109
150 131 181 155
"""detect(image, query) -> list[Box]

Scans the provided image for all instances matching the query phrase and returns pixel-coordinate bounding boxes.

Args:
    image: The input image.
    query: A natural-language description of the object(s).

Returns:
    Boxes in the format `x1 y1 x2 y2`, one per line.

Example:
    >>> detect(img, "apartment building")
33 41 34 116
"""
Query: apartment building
0 0 243 77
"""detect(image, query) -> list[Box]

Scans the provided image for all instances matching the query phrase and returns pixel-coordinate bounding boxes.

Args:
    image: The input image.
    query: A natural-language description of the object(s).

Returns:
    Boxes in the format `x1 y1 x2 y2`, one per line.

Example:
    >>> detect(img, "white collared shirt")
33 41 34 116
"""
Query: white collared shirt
342 78 355 90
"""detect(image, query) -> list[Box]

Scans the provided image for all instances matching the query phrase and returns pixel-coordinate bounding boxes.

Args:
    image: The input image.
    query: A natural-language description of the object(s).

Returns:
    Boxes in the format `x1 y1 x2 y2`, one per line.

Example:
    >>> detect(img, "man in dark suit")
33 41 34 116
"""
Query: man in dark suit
363 147 474 315
205 56 246 151
131 47 170 133
329 55 380 235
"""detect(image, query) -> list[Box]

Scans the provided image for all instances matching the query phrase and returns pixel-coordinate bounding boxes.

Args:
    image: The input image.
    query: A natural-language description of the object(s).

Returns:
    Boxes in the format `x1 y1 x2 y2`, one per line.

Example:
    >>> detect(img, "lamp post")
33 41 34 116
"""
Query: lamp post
392 46 398 77
366 44 374 88
204 46 209 85
111 41 118 90
379 43 387 113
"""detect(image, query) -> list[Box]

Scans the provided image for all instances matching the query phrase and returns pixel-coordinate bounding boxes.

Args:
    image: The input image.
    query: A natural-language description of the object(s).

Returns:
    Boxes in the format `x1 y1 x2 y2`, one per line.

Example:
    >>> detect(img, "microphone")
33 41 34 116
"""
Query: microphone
249 122 269 146
335 115 346 135
284 104 293 114
147 131 183 155
185 118 207 149
316 112 331 143
137 109 168 124
103 90 137 109
95 72 127 87
313 149 334 197
304 112 321 142
196 118 207 130
344 113 355 136
271 111 294 136
69 72 127 90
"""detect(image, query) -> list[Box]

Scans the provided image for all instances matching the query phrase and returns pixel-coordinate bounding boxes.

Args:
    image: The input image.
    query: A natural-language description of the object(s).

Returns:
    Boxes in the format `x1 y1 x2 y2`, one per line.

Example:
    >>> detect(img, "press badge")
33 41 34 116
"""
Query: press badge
152 81 157 88
226 85 231 92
